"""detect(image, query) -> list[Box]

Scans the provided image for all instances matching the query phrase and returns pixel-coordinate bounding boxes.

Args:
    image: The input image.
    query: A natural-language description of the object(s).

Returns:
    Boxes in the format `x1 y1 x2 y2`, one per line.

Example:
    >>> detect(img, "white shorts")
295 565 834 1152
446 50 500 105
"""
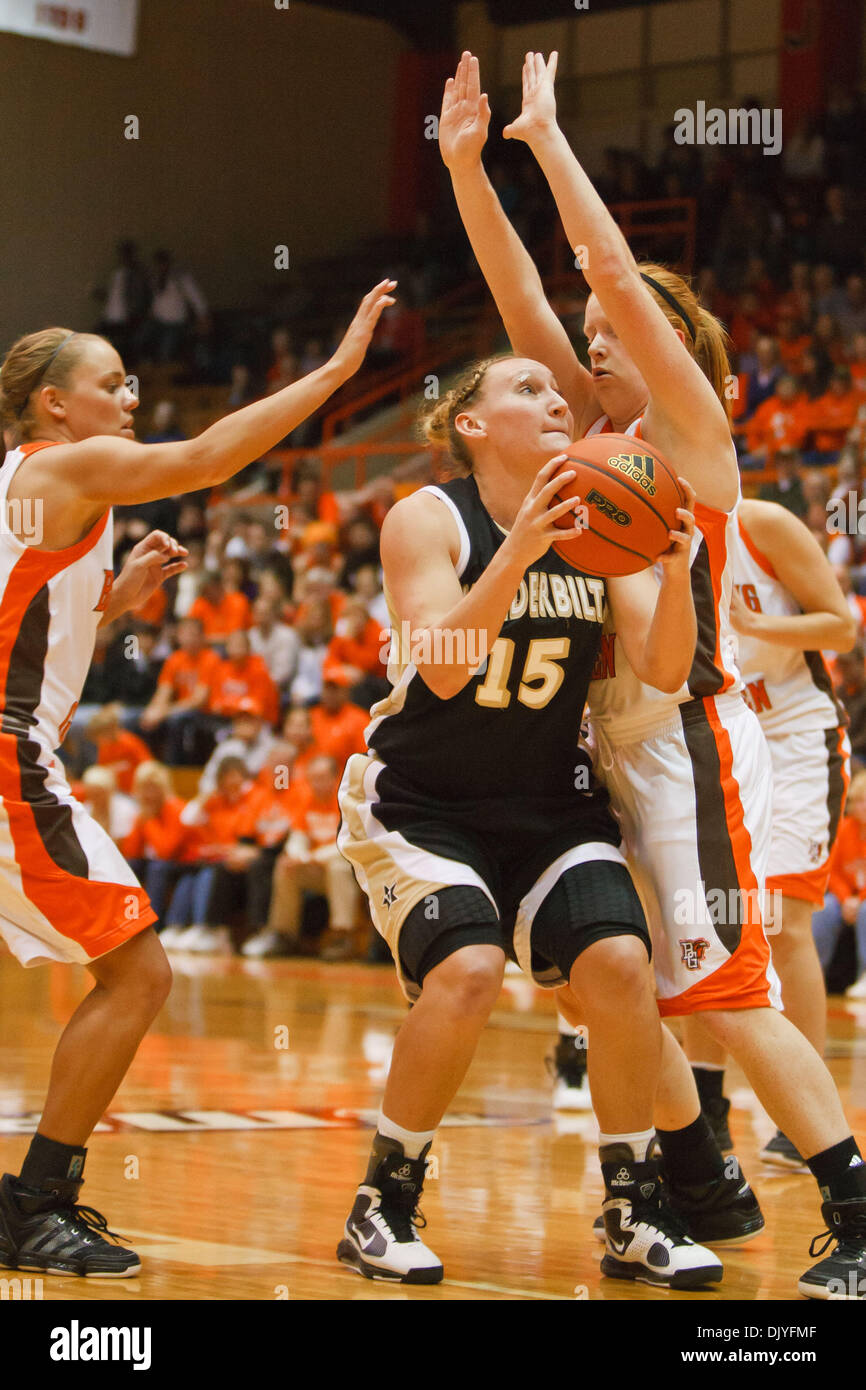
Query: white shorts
764 724 850 903
0 747 155 967
595 695 781 1016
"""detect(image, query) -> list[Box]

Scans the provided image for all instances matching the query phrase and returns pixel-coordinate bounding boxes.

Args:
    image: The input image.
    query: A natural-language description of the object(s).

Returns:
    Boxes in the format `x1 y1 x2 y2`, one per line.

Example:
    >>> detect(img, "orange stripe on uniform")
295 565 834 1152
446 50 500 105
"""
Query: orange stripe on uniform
660 696 773 1015
0 526 154 958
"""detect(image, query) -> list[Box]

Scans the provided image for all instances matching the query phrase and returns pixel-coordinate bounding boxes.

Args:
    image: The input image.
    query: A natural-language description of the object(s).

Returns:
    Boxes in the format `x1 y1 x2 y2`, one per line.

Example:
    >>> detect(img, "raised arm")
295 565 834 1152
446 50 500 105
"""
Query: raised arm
21 281 394 519
441 53 600 436
504 52 738 511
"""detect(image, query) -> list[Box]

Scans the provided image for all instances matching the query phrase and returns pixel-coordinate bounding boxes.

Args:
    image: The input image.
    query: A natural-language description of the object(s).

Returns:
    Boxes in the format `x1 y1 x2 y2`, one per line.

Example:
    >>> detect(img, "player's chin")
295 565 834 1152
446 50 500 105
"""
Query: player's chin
120 426 137 438
539 433 572 461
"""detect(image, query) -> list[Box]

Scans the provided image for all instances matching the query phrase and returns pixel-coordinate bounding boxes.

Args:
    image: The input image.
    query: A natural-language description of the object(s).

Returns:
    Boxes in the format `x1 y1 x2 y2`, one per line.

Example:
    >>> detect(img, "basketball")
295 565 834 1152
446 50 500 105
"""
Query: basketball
550 433 687 577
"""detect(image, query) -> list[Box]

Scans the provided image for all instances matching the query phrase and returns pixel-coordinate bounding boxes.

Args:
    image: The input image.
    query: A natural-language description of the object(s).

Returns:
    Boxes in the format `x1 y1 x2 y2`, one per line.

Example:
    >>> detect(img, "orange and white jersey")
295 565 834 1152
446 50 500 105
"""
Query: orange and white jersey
585 415 742 743
733 515 844 736
0 441 153 967
0 442 115 759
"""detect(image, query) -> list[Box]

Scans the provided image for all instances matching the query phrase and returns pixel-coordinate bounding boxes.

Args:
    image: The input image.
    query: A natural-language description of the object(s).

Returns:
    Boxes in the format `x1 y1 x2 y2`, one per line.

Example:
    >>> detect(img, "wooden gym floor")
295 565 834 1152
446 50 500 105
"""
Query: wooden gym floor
0 948 864 1302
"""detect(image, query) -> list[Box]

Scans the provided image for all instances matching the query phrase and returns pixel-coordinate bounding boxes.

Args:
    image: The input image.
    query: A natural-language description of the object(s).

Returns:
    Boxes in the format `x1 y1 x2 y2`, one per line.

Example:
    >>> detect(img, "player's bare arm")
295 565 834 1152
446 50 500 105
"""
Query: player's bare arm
440 52 599 435
732 499 857 652
606 478 697 692
380 458 583 699
10 280 395 545
504 51 737 511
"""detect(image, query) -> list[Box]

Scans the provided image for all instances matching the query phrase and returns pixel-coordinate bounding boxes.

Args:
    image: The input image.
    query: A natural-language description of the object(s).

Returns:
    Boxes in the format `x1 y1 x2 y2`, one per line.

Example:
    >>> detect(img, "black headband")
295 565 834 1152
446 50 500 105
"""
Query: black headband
17 331 78 418
640 273 696 343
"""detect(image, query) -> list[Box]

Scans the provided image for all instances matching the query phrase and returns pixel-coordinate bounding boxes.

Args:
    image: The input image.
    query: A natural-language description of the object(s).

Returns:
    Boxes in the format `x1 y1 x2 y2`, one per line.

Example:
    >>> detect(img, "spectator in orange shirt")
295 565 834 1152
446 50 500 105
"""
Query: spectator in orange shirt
281 706 319 779
140 616 221 763
323 596 388 706
775 307 812 376
295 469 341 528
188 572 252 644
240 740 310 958
189 749 299 956
165 755 262 954
310 676 369 772
86 704 152 794
847 332 866 393
812 771 866 998
266 754 361 961
805 366 861 462
742 375 810 466
122 761 200 931
129 580 169 628
208 629 280 726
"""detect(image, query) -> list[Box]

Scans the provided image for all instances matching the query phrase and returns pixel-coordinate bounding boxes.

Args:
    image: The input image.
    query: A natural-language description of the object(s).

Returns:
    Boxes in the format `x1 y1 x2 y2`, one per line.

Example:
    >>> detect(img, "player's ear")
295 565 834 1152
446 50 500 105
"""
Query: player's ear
454 409 486 443
38 384 67 423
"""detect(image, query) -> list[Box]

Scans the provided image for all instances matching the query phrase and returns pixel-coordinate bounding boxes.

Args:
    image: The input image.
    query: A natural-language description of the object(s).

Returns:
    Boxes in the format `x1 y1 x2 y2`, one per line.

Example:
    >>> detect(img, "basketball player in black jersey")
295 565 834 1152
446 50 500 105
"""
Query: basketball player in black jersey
335 353 735 1288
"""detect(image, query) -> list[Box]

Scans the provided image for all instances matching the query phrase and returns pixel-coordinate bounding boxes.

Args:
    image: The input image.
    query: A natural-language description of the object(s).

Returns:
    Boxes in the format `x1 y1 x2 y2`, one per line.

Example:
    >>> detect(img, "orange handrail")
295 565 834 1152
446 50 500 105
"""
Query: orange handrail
320 314 500 443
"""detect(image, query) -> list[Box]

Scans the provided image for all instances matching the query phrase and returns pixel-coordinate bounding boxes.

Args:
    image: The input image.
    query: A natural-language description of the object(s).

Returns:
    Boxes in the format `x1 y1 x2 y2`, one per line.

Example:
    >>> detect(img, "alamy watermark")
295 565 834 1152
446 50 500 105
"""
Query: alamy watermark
3 498 43 545
674 102 782 157
379 622 488 669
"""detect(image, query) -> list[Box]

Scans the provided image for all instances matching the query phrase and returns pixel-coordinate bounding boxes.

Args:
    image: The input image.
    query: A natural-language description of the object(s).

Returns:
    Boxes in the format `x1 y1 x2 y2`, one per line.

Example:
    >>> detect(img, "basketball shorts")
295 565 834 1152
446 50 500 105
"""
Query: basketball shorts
337 753 649 1001
0 741 156 967
595 695 781 1017
765 723 850 904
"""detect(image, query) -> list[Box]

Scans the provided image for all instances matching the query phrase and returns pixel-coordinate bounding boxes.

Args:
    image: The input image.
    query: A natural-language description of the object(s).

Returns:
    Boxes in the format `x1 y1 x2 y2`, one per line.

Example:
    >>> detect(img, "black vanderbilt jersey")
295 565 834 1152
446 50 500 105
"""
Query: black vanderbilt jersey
366 476 608 802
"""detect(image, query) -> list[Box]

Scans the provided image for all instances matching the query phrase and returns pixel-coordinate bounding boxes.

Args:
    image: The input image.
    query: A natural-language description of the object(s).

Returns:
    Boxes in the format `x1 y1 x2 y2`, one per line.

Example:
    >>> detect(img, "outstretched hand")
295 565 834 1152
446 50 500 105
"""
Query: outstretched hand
332 279 397 380
106 530 188 622
503 51 559 145
439 51 491 171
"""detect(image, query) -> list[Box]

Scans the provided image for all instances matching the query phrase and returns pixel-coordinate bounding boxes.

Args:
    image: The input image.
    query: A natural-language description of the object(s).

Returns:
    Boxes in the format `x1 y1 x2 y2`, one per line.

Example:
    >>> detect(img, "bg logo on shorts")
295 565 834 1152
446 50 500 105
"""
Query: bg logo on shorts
680 938 710 970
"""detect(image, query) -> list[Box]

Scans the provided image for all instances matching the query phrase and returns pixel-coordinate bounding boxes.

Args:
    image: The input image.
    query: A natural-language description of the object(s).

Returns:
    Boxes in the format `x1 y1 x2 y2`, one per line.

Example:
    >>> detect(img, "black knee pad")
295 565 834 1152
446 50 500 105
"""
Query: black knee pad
531 860 651 982
399 884 502 987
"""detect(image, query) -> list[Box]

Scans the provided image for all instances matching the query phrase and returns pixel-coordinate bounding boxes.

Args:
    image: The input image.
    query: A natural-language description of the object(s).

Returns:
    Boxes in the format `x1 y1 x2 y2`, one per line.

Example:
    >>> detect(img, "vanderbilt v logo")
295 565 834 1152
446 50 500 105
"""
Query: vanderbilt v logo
92 569 114 613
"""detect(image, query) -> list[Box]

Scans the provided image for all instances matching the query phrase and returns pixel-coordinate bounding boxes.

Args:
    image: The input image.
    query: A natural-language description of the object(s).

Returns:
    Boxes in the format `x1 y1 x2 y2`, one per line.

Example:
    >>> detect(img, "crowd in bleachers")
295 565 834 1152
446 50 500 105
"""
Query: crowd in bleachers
63 455 424 963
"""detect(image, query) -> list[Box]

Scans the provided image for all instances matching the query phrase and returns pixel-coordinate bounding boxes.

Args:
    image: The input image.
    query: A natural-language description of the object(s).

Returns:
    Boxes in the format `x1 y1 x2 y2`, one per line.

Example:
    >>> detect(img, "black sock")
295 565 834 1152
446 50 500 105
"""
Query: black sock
656 1114 726 1187
807 1137 866 1202
19 1133 87 1188
692 1066 725 1107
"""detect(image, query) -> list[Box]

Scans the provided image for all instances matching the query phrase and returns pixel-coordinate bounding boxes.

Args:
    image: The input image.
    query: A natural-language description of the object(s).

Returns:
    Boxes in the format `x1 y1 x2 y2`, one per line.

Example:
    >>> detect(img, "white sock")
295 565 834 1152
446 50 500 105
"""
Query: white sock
378 1112 435 1160
598 1128 655 1163
691 1061 725 1072
557 1012 580 1037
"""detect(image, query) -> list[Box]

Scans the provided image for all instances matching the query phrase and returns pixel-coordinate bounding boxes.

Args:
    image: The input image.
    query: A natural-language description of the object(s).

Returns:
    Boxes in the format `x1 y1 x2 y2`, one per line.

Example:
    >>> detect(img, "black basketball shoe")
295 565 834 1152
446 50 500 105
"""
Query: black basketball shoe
600 1149 723 1289
0 1173 141 1277
663 1161 765 1246
337 1136 443 1283
798 1198 866 1299
760 1130 808 1171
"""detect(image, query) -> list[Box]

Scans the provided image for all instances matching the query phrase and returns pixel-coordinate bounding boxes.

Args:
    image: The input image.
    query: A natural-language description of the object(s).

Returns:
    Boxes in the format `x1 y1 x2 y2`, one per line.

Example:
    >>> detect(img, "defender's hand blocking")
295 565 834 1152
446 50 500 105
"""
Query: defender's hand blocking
332 279 397 379
503 51 559 145
440 52 492 171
